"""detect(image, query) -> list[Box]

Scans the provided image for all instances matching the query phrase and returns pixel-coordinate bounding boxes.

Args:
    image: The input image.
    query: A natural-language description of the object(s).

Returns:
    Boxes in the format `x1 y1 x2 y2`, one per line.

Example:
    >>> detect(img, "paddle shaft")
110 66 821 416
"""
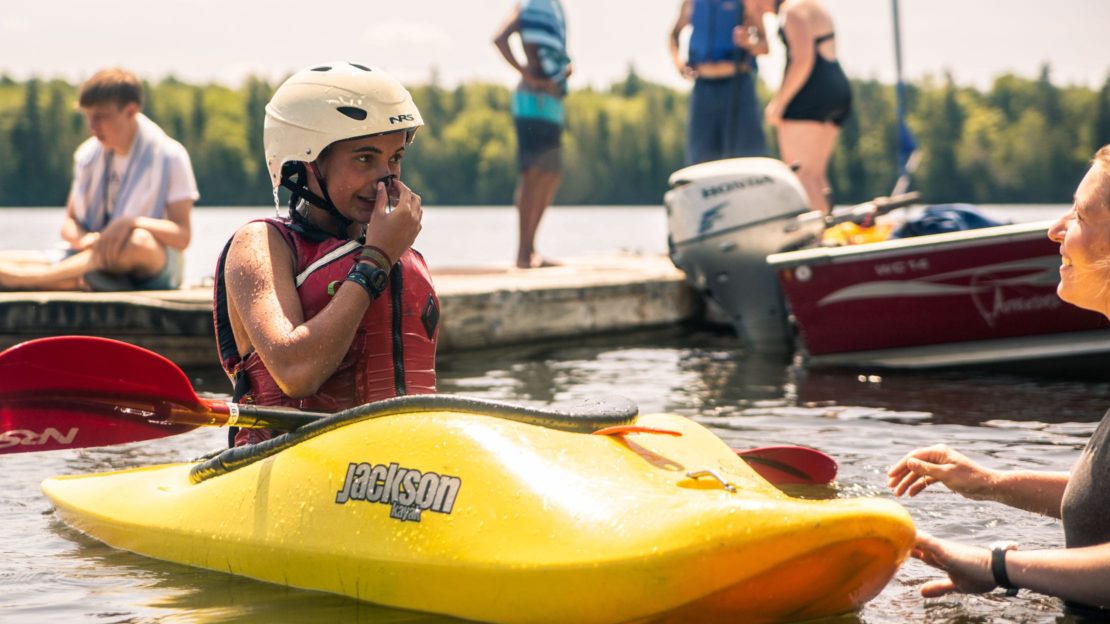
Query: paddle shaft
5 393 325 430
201 399 327 429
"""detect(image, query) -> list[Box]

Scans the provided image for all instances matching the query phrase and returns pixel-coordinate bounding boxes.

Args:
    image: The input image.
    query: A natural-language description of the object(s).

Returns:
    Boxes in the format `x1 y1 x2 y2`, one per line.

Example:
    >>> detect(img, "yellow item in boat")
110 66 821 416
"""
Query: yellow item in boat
42 395 914 624
823 221 894 246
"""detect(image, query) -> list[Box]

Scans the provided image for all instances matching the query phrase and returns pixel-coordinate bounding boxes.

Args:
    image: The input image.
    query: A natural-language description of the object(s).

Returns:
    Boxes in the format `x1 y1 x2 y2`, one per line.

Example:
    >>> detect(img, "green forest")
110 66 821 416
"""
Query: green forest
1 66 1108 207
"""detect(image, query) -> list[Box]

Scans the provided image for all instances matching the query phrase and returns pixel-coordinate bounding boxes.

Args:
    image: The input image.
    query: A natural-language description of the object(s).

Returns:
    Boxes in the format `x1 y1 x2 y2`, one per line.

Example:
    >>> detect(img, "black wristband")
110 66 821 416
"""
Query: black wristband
991 545 1019 596
345 262 388 300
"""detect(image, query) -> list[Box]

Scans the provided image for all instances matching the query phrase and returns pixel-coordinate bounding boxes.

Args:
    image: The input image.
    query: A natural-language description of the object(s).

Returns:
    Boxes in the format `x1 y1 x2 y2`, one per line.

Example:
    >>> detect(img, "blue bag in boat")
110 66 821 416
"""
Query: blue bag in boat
890 203 1008 239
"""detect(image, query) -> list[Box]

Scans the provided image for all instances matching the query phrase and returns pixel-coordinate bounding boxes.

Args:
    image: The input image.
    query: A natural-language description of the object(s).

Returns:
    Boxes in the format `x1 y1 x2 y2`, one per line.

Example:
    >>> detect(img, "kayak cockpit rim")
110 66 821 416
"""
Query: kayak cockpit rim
189 394 639 483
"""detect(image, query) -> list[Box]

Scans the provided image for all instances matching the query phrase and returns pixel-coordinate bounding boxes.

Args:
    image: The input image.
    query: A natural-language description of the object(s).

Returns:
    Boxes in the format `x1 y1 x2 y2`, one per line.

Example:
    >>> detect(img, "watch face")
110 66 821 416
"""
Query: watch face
352 263 388 295
369 268 387 290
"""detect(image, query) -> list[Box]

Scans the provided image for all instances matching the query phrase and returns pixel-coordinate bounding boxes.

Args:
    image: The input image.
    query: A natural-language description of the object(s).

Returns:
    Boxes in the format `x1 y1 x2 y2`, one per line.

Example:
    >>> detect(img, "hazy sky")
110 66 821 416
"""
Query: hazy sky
3 0 1108 91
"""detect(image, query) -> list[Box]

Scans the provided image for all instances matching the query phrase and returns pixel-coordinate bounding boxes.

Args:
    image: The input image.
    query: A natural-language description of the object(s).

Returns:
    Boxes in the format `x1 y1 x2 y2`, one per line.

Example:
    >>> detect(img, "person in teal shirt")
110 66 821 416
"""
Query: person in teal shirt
494 0 572 269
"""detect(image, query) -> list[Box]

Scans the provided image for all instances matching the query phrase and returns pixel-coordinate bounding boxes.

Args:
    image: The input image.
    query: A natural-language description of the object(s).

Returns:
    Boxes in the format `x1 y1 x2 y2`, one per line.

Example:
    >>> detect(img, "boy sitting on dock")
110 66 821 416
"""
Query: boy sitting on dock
0 68 197 291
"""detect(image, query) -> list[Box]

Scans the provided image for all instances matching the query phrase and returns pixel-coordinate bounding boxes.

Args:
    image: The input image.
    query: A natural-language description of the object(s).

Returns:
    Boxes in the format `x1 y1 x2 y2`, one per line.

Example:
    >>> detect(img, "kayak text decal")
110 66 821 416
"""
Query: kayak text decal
334 461 461 523
0 427 78 450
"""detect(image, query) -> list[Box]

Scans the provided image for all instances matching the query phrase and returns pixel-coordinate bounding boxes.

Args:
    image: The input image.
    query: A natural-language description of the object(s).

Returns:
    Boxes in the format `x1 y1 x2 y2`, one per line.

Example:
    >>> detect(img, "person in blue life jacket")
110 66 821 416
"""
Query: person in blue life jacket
749 0 851 215
214 63 438 447
0 68 197 291
494 0 572 269
886 145 1110 616
669 0 770 165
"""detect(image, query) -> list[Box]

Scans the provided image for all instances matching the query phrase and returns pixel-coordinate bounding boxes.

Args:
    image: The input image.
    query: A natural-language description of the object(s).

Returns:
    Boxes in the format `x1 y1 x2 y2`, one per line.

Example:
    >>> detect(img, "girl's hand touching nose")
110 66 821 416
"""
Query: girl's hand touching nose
364 179 422 266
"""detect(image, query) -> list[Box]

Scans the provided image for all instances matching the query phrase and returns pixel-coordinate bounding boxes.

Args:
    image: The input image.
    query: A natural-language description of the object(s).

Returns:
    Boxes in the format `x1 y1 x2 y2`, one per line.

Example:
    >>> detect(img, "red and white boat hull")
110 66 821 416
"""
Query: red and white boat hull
769 221 1110 368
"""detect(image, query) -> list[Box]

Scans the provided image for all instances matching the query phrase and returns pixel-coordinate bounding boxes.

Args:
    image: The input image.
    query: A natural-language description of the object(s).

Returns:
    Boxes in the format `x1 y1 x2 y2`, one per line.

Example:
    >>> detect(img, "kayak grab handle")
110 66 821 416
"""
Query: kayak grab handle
685 469 738 493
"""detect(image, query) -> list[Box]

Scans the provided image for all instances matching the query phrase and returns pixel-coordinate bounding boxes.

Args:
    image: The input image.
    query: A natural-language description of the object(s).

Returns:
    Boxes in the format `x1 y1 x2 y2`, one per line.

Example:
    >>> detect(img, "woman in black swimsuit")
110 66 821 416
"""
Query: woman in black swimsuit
755 0 851 214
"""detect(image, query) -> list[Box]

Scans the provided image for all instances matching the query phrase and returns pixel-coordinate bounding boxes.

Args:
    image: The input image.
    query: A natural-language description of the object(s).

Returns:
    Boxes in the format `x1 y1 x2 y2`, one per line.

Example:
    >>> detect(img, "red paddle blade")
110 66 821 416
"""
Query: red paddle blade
0 336 201 407
736 445 839 485
0 399 195 453
0 336 205 454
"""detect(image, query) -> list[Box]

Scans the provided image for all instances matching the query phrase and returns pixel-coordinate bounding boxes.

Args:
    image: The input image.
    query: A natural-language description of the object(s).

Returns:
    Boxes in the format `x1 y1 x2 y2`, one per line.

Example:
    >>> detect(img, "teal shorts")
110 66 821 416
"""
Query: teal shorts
79 247 184 291
134 247 184 290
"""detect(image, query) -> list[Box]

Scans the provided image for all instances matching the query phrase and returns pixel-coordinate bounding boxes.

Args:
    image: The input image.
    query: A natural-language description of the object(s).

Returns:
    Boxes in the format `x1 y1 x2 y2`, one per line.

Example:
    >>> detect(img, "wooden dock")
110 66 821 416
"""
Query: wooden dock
0 254 699 367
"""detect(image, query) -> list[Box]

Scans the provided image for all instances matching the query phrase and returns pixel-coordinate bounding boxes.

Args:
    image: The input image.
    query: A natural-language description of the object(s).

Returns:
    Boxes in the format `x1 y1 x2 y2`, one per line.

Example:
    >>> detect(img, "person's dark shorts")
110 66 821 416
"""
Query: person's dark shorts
514 118 562 172
782 60 853 126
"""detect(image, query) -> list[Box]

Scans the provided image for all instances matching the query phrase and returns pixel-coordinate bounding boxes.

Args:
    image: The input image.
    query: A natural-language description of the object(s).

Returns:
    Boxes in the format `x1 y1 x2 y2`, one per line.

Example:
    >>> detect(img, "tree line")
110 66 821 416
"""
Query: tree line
1 66 1107 208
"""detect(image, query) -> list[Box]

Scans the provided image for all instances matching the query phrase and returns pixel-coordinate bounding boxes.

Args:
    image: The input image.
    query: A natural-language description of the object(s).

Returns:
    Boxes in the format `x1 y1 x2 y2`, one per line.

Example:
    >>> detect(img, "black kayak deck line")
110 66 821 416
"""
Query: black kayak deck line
189 393 639 483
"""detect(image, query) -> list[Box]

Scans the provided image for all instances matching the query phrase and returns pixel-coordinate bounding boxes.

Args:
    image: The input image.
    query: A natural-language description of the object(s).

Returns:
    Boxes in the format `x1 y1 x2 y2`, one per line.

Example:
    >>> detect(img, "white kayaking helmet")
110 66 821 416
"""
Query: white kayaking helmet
264 62 423 187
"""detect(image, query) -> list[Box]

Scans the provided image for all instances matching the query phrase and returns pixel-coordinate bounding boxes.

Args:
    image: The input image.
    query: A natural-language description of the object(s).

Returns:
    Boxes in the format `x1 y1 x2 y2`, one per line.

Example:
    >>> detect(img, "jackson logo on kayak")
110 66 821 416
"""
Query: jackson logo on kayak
0 427 78 450
335 461 462 523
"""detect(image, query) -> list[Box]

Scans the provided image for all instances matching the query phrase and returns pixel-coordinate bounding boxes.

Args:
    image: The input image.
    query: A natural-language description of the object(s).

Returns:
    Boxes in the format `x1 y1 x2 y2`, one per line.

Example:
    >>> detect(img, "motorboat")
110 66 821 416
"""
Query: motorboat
665 158 1110 369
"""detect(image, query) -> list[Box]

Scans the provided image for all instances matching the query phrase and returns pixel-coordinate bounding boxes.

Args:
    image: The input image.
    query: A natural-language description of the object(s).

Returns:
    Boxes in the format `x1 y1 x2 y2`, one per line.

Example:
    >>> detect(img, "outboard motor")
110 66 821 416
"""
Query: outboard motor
665 158 824 351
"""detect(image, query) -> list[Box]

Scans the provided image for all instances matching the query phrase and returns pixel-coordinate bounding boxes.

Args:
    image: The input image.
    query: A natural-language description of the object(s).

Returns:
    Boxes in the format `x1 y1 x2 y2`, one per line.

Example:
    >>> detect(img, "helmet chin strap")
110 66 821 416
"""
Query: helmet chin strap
278 161 354 238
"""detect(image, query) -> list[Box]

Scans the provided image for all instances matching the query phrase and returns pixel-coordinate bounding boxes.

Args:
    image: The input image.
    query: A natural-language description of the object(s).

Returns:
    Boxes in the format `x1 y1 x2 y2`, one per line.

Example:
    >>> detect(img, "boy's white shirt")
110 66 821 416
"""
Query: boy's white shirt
69 113 199 234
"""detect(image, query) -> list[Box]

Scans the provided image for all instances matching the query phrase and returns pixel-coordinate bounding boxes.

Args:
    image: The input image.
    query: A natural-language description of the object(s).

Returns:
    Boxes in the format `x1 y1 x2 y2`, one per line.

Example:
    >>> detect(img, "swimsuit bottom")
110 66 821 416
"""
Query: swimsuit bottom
783 57 852 126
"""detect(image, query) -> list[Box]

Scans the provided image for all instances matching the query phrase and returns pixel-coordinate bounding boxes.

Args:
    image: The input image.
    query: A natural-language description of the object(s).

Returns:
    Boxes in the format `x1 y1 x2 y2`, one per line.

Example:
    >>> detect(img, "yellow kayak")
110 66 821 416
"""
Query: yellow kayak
42 395 914 623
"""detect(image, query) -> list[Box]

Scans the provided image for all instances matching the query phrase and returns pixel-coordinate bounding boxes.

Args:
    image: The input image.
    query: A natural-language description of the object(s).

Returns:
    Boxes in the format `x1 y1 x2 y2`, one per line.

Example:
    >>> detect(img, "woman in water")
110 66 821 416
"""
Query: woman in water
887 145 1110 614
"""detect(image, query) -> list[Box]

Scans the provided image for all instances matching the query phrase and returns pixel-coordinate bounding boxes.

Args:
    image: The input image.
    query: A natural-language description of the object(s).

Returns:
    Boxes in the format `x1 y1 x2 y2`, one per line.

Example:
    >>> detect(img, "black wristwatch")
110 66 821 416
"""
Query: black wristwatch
345 261 388 300
989 540 1019 596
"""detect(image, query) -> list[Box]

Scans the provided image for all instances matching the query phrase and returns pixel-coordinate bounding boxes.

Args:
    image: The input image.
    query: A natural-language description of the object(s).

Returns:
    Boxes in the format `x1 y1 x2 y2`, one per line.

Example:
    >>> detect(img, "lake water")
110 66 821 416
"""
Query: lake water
0 205 677 286
0 203 1064 286
1 203 1101 624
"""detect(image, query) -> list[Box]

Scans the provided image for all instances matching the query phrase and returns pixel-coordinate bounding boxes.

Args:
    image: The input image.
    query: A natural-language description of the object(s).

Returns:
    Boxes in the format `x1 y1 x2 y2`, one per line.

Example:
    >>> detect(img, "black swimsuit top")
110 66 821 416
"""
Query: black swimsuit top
780 30 837 64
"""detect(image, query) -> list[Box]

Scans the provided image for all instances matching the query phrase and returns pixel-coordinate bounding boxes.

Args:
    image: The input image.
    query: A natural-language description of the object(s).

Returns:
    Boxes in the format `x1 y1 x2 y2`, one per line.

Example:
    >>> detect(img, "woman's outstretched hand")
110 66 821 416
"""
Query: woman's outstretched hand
912 531 998 597
887 444 998 500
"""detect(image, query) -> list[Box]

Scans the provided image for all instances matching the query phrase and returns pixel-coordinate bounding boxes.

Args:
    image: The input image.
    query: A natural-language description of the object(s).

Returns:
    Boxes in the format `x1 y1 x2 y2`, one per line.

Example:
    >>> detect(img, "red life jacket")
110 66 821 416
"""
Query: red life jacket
213 217 439 419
